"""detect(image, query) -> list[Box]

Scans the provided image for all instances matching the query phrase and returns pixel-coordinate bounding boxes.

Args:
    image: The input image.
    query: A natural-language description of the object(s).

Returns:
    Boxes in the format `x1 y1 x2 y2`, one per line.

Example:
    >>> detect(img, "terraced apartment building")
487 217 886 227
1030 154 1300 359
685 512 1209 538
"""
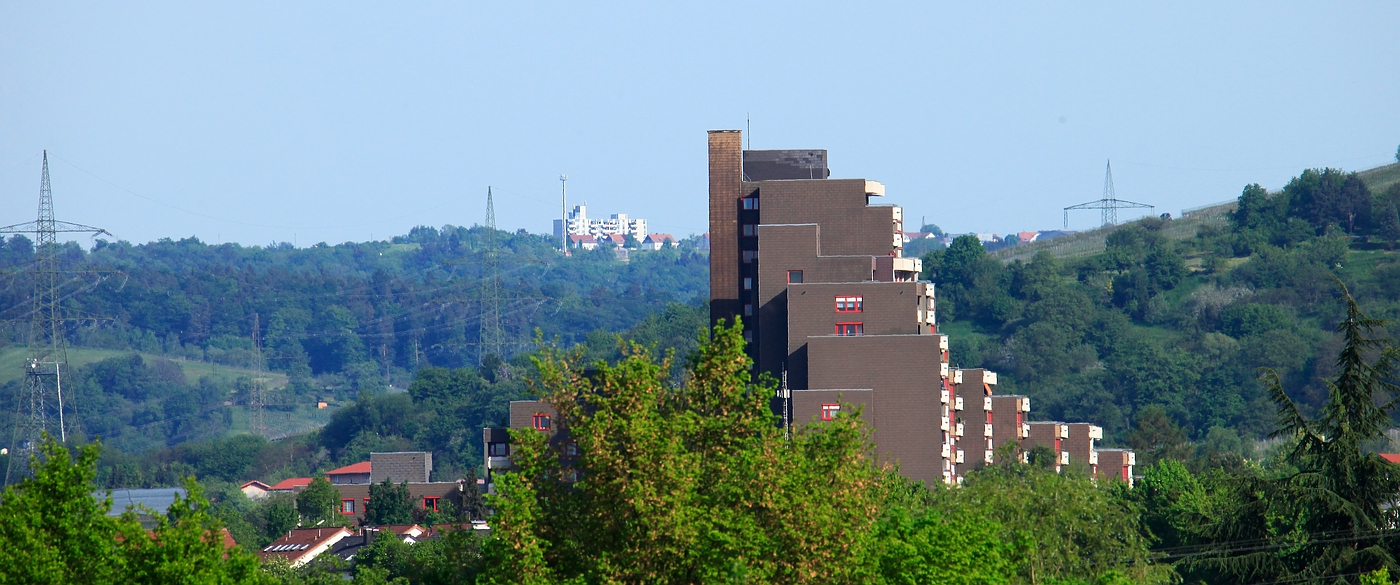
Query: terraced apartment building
483 130 1133 489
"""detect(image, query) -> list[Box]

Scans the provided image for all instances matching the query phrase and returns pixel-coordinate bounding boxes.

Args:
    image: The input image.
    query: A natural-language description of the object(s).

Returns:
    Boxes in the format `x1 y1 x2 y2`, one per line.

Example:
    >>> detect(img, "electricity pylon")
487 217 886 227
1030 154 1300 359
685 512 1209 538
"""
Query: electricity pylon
1063 160 1154 228
478 187 505 365
2 151 111 485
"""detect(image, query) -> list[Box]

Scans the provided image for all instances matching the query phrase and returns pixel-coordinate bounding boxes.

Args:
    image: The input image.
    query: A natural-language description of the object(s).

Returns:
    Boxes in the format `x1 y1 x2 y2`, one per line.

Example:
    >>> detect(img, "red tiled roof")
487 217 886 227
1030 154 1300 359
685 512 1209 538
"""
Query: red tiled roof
269 477 312 491
1380 454 1400 464
645 233 675 243
240 480 272 490
326 461 371 475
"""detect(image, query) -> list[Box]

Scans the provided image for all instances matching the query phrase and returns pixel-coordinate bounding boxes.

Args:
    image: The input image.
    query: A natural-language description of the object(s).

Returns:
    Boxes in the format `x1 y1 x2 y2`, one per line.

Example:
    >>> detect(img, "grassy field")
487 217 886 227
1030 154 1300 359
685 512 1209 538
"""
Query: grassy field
226 402 338 441
0 346 288 388
1358 161 1400 194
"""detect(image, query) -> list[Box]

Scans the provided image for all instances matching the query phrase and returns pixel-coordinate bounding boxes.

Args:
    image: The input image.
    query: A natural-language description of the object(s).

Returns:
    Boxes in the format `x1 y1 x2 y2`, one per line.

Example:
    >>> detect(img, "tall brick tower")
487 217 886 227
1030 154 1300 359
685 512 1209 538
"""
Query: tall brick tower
707 130 958 484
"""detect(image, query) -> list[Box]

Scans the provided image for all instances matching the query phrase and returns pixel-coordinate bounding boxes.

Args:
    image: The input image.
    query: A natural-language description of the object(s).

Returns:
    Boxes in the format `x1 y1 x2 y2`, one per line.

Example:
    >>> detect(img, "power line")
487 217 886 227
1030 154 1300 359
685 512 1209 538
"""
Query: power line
2 152 111 486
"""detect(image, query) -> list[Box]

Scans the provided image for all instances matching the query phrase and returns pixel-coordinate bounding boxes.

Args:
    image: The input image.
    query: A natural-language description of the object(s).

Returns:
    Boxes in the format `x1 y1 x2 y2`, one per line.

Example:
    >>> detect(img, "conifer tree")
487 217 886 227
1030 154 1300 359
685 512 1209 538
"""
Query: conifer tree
1192 283 1400 582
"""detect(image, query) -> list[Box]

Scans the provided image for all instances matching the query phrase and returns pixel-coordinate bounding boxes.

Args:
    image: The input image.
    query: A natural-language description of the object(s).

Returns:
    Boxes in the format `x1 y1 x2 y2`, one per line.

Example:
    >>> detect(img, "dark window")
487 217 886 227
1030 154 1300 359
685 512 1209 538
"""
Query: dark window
835 322 863 336
341 499 355 514
423 496 440 512
742 197 760 210
742 224 756 236
787 270 803 283
743 277 752 290
488 443 509 457
835 296 863 312
742 250 758 263
564 443 578 456
744 304 753 316
821 404 840 421
532 413 551 431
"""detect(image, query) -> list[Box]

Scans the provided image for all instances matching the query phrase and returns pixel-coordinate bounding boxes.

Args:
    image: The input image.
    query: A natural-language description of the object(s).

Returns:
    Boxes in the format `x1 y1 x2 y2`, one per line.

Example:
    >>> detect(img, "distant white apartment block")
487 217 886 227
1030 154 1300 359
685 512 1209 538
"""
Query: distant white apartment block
553 205 648 241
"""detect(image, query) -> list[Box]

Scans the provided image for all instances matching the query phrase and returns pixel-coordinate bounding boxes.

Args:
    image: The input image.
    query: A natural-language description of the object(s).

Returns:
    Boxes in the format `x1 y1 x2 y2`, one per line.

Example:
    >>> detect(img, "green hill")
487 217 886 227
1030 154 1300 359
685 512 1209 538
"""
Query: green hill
0 346 286 389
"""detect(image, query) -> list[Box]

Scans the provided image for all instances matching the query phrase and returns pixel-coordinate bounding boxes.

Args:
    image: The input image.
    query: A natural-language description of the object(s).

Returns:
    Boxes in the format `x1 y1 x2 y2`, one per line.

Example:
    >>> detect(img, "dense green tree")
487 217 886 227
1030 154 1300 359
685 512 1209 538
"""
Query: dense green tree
1127 405 1191 465
296 476 341 526
954 456 1169 584
367 479 414 526
1190 284 1400 582
0 435 273 584
484 320 887 583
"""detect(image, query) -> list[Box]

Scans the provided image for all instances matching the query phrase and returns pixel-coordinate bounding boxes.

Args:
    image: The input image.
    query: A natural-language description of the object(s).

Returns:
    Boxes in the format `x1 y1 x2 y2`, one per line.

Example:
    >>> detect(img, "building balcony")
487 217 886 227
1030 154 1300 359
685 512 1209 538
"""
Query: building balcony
954 396 964 411
940 417 950 432
486 456 513 470
955 422 965 437
983 423 994 437
941 444 951 459
955 450 965 464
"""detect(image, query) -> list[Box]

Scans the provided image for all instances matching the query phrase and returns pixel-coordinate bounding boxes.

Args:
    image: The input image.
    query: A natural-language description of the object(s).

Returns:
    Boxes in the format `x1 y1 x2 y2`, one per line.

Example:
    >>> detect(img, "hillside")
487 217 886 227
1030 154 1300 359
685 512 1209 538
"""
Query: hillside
928 161 1400 463
0 346 286 388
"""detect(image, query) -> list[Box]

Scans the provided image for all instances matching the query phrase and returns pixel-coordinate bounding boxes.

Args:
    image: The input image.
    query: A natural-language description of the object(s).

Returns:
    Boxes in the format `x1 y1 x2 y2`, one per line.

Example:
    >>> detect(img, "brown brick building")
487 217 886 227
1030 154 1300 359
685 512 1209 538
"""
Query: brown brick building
484 130 1133 489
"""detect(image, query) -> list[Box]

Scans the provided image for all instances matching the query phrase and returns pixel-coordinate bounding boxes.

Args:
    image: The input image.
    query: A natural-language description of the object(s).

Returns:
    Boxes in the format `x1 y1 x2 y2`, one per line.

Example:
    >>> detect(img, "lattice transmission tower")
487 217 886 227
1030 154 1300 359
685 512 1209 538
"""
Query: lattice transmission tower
1063 160 1154 229
478 187 505 365
249 313 267 437
2 151 111 485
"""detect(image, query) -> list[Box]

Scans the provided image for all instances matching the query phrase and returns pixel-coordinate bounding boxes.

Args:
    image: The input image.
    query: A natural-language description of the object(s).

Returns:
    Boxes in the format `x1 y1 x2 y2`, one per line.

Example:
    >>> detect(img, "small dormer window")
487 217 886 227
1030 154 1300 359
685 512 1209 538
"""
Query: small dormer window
532 413 551 431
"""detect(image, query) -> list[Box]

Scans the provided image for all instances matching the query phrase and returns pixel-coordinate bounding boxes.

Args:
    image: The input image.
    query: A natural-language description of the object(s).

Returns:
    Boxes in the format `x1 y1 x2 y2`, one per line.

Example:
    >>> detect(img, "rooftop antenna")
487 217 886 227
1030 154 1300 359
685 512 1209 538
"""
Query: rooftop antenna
560 175 570 257
746 114 751 150
1062 160 1153 229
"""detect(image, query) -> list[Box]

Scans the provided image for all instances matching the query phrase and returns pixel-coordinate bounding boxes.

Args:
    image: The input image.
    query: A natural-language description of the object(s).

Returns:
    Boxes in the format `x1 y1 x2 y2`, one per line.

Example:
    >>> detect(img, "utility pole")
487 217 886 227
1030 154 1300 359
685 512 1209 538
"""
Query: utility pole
249 313 267 438
479 187 505 365
559 175 570 256
3 151 111 486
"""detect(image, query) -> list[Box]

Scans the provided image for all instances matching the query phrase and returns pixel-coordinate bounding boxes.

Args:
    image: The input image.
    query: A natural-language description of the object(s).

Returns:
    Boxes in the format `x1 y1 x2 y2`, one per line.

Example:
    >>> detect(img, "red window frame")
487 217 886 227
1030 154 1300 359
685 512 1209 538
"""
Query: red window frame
423 496 440 512
834 322 863 336
787 270 803 283
835 296 863 312
363 498 370 514
532 413 551 431
821 404 840 421
340 499 356 515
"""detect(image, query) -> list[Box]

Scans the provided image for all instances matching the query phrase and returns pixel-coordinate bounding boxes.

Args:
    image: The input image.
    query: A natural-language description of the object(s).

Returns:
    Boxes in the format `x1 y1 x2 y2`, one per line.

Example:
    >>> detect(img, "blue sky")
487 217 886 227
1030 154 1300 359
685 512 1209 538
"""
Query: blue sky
2 2 1398 245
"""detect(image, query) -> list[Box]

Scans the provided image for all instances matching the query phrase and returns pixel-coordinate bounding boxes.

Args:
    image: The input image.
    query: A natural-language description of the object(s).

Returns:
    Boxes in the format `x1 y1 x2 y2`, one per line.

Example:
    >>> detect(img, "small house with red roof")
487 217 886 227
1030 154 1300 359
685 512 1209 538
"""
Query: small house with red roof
569 234 598 250
240 481 273 500
642 233 676 250
325 461 372 485
259 527 354 567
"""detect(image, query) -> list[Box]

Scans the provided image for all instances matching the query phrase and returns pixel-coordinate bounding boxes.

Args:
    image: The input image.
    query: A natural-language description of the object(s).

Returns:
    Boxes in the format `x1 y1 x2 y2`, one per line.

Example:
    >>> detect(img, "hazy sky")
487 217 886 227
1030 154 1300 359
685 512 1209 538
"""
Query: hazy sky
3 2 1398 246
